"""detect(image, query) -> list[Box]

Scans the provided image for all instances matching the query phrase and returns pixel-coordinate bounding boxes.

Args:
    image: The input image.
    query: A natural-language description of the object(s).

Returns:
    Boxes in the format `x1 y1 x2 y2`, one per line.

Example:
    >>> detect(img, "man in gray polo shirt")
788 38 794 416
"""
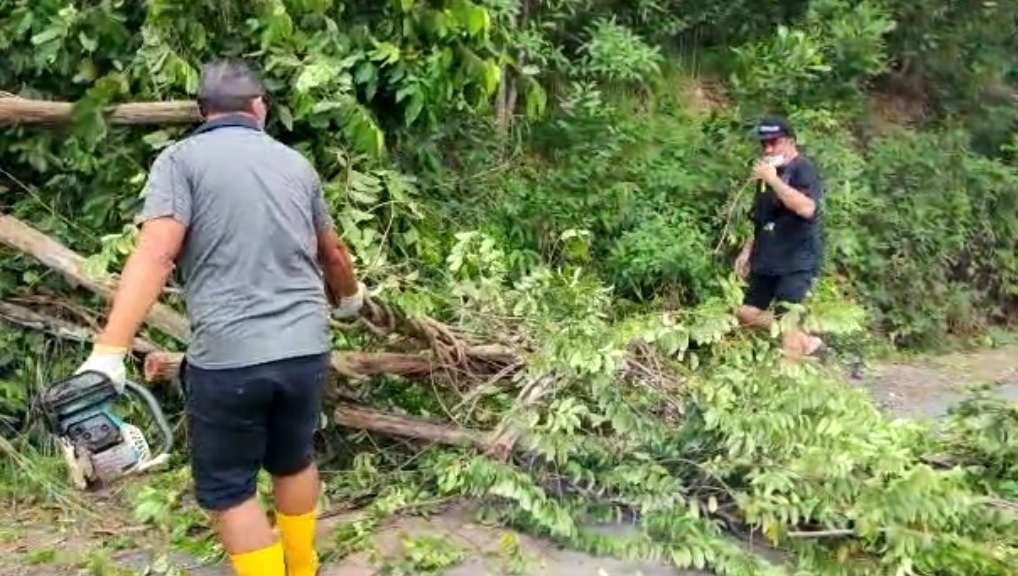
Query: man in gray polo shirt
75 58 362 576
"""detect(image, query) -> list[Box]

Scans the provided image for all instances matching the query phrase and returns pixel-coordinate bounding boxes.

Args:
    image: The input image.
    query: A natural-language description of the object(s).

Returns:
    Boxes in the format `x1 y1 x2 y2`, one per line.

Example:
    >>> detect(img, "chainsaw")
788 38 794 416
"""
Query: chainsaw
38 370 174 490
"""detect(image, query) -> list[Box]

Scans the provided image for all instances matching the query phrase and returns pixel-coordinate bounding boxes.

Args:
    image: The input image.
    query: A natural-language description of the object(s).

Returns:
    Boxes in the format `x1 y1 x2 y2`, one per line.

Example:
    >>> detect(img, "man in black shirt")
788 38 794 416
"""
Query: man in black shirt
734 118 825 358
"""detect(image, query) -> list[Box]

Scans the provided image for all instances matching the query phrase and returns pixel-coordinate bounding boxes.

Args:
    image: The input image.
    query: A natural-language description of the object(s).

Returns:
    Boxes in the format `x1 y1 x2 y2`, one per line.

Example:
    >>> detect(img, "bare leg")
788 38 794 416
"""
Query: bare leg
213 499 277 552
274 463 319 515
273 464 321 576
736 305 774 329
737 305 822 359
210 498 284 576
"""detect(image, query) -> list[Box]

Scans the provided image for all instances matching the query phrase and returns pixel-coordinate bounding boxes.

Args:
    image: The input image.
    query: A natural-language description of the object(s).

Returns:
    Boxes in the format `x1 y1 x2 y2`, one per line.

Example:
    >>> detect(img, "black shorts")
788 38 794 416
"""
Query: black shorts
743 271 815 313
183 353 330 511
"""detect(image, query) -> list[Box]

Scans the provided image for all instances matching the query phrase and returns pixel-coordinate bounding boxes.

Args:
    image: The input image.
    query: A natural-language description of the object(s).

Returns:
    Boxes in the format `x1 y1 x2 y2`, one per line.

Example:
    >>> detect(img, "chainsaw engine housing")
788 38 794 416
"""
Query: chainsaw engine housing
39 371 173 488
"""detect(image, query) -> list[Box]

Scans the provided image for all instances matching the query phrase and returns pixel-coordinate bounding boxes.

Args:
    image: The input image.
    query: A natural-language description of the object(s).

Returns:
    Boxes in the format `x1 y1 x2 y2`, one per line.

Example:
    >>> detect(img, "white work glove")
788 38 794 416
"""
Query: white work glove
75 346 128 393
331 282 366 320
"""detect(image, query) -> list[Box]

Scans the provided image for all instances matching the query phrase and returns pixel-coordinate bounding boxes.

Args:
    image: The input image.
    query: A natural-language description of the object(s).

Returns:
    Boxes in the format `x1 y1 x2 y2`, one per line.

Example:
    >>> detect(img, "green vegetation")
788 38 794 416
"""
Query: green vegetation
3 0 1018 574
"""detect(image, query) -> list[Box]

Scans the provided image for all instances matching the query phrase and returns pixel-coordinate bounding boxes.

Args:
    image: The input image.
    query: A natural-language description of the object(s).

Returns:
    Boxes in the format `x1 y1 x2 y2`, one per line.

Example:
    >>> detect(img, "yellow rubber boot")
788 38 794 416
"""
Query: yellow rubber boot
228 541 285 576
276 510 319 576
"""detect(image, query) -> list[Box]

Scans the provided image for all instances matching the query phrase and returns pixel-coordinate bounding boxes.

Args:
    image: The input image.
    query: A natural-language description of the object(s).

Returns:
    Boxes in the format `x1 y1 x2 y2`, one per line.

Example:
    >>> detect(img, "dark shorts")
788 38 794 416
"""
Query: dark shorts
183 353 330 511
743 271 816 314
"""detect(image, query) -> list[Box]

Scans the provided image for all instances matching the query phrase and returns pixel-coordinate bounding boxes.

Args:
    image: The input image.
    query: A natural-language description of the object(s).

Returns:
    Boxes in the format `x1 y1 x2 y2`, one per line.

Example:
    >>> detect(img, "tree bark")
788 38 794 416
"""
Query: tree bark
0 96 200 126
143 352 494 449
493 0 528 150
0 214 191 342
143 349 519 384
332 404 486 449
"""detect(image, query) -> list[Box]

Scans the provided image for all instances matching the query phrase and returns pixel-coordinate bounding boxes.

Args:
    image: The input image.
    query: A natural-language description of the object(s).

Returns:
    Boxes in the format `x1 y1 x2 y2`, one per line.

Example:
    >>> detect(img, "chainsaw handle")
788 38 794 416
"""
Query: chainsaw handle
123 380 175 459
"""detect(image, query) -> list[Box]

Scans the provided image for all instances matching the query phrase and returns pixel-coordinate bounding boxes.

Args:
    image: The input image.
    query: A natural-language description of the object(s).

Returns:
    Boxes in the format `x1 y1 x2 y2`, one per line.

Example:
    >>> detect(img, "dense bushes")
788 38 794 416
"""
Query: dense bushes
459 88 1018 346
2 0 1016 346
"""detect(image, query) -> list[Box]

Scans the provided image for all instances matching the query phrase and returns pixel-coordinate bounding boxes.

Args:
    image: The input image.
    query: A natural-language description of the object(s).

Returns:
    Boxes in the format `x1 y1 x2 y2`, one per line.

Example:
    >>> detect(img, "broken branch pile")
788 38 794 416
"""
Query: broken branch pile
0 207 547 455
0 96 589 461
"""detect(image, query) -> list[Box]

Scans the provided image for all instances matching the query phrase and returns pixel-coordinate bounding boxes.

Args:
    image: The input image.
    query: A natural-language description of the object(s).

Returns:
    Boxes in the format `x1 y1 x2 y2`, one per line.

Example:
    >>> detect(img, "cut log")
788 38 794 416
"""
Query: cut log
0 96 200 126
143 349 518 384
0 214 191 342
333 404 485 449
144 353 492 449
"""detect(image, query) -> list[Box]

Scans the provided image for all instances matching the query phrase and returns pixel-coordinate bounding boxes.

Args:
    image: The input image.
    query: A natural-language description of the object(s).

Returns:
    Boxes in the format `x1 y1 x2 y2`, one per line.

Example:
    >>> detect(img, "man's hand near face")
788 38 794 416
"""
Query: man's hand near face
752 161 778 185
753 158 815 220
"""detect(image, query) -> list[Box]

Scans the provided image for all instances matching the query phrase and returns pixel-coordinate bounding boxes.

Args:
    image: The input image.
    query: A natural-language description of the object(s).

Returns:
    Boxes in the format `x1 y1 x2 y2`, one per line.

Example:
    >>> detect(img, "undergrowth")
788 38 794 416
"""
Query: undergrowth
7 241 1018 575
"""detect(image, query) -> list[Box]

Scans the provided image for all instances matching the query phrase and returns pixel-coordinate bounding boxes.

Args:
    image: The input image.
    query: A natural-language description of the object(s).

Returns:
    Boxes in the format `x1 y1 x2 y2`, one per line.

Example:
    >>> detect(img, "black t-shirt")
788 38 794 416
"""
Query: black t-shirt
749 155 824 275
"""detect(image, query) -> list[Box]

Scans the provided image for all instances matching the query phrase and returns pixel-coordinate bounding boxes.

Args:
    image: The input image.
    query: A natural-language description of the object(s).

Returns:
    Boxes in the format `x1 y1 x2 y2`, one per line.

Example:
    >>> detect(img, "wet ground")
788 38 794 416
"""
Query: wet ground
862 345 1018 419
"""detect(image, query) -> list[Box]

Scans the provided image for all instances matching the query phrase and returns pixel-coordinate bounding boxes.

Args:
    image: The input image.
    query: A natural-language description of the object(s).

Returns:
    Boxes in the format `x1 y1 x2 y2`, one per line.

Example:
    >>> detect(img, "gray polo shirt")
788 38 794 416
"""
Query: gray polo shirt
135 114 333 369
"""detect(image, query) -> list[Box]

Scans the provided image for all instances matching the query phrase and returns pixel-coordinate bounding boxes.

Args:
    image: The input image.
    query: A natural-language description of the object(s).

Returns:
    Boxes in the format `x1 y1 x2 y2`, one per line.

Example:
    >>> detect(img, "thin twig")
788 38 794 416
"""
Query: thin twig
713 178 754 254
787 528 857 539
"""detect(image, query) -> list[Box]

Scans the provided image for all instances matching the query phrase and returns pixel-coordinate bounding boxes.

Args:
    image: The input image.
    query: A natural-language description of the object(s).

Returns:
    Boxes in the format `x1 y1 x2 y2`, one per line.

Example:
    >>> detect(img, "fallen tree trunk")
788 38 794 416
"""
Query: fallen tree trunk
144 352 495 449
0 299 503 449
332 404 486 449
143 349 519 384
0 214 191 342
0 95 200 126
0 213 523 379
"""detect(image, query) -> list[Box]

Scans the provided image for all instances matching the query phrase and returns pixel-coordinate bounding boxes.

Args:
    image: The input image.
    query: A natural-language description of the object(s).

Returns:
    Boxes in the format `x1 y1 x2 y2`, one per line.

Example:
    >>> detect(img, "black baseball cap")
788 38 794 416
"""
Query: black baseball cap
756 117 795 141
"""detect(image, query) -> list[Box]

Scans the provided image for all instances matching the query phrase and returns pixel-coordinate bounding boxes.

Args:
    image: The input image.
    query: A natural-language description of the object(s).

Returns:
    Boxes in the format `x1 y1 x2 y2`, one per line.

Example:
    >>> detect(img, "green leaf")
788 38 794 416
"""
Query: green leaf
481 60 501 95
181 62 200 95
464 5 489 38
78 32 97 52
405 94 424 127
295 62 339 93
369 42 401 66
30 25 66 46
276 105 294 131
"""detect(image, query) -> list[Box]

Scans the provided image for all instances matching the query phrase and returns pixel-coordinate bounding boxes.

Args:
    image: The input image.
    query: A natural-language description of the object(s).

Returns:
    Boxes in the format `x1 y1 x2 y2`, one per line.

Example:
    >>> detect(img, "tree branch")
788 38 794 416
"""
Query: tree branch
143 350 519 384
0 213 191 342
0 300 160 354
0 96 200 126
333 403 487 449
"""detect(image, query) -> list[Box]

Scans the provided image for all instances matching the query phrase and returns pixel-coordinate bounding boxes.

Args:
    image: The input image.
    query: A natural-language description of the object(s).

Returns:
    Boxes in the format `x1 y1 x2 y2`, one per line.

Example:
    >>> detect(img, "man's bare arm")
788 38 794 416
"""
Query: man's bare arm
769 178 816 219
740 238 754 256
317 227 360 306
309 170 361 306
95 219 185 348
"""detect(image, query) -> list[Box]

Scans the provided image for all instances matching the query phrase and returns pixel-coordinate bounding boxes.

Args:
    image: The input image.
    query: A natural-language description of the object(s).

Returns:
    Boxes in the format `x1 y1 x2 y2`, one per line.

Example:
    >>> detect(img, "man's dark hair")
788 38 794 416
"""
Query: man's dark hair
197 58 265 117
